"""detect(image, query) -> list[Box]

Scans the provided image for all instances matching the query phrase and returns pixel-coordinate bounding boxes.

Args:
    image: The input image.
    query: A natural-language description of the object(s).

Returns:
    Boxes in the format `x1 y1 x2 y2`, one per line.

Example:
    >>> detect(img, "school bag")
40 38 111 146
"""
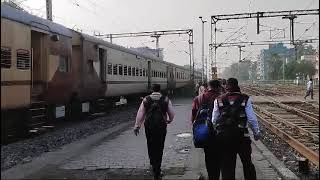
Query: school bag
193 94 215 148
143 95 168 129
215 94 245 139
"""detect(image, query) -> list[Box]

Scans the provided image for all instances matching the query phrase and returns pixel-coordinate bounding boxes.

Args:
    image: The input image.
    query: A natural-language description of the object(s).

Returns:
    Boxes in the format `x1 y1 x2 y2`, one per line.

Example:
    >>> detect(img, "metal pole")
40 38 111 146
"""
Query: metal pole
283 57 286 83
189 39 192 80
291 17 295 44
214 23 217 78
238 45 244 79
192 40 195 82
205 56 208 81
201 21 204 82
46 0 53 21
210 18 213 78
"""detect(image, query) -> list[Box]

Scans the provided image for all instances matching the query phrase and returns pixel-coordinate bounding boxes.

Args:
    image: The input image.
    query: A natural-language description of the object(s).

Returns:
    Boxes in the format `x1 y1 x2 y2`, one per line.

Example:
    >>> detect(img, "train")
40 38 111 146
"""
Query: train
1 4 201 143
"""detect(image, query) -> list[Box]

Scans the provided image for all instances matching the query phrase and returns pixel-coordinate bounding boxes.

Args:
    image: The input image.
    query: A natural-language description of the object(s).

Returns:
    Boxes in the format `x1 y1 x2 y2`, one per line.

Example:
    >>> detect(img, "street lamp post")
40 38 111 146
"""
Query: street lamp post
199 16 207 82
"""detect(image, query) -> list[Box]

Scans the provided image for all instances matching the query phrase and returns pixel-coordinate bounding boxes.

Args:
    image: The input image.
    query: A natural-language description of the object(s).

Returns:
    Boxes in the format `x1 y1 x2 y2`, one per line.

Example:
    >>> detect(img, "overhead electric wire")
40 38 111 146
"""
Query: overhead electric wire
296 21 318 40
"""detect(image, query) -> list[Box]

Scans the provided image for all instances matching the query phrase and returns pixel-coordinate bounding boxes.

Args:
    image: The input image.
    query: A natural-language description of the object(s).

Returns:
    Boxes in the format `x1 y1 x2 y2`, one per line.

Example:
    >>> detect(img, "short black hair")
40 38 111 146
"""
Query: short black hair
208 80 220 89
203 82 208 88
222 79 226 85
227 78 238 87
152 84 161 92
310 78 313 81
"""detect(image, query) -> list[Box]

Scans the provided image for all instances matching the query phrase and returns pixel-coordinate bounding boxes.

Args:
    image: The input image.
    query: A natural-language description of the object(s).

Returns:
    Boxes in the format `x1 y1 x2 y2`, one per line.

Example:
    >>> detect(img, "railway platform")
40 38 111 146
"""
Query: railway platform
1 97 297 179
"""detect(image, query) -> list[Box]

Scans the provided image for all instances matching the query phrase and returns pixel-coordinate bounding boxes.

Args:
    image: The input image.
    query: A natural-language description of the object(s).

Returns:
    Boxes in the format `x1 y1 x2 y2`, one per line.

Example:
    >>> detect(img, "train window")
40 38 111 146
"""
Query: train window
128 66 132 76
139 68 142 76
58 56 69 72
108 63 112 75
132 67 135 76
136 67 139 76
119 64 123 75
1 46 11 69
87 60 94 74
113 64 118 75
124 65 128 76
17 49 31 70
143 68 146 77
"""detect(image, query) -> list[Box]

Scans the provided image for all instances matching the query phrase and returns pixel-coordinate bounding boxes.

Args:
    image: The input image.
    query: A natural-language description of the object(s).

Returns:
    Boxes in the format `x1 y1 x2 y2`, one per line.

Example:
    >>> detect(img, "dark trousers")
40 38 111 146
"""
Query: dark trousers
238 137 257 180
216 135 238 180
145 126 167 177
304 89 314 99
204 143 221 180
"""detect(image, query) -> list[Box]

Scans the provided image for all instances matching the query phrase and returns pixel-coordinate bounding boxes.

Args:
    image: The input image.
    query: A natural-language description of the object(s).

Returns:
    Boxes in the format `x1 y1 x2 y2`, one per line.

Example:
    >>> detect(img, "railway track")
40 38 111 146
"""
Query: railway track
254 103 319 167
241 86 319 167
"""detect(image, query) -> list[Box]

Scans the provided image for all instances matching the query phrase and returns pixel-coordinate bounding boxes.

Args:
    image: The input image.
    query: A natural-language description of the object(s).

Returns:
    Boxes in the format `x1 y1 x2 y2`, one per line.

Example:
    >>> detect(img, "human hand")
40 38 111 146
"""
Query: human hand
133 127 140 136
254 133 261 141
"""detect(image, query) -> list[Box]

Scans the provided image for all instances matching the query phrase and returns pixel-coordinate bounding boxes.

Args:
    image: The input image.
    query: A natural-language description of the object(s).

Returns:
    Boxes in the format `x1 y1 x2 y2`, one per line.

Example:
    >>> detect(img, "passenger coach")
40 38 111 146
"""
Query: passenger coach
1 4 200 143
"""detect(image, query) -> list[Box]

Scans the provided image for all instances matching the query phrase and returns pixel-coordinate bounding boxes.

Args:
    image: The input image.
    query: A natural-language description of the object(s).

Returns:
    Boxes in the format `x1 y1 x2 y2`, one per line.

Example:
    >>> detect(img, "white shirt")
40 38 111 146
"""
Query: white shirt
307 81 313 90
211 97 260 135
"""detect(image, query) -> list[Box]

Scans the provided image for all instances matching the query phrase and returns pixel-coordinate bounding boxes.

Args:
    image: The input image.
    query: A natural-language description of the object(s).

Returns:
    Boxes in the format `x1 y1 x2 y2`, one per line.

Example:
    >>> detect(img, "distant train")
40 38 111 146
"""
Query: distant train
1 4 201 142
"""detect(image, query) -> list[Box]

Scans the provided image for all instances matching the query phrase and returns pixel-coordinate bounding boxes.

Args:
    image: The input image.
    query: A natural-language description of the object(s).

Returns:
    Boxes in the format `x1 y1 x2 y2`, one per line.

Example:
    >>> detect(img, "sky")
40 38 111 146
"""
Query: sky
18 0 319 76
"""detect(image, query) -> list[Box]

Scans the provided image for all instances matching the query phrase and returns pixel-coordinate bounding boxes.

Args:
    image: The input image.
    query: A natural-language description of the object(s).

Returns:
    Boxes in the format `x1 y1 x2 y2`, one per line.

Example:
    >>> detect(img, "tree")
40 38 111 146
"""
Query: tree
284 59 298 79
295 60 316 79
296 44 316 60
267 53 283 80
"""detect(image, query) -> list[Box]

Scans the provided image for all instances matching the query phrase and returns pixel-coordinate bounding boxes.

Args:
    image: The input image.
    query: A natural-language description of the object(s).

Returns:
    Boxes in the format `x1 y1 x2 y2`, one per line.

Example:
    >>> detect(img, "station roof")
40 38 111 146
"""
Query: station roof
1 4 73 37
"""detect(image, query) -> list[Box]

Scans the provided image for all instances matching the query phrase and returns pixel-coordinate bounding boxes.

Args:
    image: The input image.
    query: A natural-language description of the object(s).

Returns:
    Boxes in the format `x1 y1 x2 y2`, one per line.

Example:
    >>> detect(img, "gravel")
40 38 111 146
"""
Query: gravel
259 122 319 179
1 105 139 171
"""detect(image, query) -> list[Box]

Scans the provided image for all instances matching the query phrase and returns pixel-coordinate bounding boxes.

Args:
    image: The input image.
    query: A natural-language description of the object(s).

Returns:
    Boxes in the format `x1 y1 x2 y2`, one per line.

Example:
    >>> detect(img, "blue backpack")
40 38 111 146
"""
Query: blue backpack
193 95 215 148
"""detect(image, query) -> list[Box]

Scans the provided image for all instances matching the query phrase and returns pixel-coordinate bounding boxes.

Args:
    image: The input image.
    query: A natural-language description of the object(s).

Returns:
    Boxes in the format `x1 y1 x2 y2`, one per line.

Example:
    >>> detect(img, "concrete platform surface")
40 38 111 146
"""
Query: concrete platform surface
1 97 296 179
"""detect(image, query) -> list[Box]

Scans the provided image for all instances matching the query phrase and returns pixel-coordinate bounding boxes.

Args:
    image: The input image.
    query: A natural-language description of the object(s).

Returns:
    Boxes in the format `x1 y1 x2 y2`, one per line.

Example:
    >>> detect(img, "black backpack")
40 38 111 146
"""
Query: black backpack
215 95 245 138
143 95 168 129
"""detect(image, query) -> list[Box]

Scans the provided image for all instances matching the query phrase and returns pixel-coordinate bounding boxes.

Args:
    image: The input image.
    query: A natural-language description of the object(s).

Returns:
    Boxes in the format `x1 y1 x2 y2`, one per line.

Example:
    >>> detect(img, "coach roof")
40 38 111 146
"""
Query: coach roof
1 4 73 37
80 32 163 61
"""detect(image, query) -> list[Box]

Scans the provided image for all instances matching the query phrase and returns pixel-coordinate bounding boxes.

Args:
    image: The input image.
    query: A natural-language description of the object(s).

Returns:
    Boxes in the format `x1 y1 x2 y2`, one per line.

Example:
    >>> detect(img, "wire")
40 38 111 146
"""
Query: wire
217 26 246 47
297 22 317 40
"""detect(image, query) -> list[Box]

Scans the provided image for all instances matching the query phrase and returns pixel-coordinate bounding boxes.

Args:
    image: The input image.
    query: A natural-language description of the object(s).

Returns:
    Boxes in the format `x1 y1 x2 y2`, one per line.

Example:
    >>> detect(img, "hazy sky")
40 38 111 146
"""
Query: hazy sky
20 0 319 74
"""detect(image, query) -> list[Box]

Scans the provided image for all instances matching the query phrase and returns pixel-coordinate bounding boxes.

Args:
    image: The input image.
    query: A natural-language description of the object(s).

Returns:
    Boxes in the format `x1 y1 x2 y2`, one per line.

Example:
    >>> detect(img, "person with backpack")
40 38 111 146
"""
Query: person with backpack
133 84 175 180
211 78 260 180
191 80 222 180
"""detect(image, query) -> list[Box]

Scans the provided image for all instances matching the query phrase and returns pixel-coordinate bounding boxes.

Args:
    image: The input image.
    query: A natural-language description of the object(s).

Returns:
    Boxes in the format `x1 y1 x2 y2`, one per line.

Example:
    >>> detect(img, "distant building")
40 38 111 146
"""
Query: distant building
130 47 164 60
258 43 295 80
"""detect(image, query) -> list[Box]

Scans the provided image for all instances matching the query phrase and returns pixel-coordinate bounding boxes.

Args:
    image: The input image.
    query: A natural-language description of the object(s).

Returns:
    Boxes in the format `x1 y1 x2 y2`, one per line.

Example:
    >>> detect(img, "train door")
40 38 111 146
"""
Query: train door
167 66 175 91
98 48 107 83
147 61 151 91
31 30 47 101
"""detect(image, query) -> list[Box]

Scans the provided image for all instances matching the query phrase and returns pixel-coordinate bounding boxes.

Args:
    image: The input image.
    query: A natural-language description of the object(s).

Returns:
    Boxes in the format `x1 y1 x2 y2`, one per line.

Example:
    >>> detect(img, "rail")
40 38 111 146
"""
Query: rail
255 112 319 167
